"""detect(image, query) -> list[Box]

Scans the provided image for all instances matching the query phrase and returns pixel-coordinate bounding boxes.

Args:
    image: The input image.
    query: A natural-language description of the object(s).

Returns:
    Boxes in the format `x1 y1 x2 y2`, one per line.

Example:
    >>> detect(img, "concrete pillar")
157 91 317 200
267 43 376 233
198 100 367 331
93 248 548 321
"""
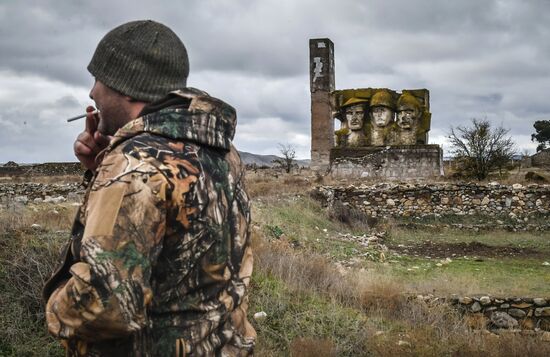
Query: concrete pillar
309 38 335 172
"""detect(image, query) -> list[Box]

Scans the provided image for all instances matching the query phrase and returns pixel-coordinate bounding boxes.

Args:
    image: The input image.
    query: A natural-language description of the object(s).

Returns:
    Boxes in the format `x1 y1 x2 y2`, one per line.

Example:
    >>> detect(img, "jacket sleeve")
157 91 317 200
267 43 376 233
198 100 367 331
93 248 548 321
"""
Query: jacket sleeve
46 150 168 341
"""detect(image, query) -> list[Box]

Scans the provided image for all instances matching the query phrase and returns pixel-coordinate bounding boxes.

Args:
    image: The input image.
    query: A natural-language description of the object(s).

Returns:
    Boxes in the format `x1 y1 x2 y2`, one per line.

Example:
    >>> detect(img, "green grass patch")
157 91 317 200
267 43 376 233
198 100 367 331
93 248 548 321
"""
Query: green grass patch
253 195 550 297
249 270 369 356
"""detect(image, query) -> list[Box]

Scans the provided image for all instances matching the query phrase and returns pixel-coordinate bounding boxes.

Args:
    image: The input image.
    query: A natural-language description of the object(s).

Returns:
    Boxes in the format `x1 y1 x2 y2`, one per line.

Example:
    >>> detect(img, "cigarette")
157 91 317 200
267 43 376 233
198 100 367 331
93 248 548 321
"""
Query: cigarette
66 110 100 122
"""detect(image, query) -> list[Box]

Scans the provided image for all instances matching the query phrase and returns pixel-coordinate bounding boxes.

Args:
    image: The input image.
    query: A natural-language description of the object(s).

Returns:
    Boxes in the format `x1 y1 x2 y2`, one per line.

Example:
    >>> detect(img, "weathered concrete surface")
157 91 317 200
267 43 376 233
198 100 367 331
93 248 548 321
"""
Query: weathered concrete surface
329 145 443 179
311 91 334 171
310 38 335 172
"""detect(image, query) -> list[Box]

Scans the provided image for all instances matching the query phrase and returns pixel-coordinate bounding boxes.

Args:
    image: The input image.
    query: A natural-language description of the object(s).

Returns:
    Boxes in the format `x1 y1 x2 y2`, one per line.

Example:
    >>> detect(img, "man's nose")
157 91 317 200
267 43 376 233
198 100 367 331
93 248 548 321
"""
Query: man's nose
89 81 96 100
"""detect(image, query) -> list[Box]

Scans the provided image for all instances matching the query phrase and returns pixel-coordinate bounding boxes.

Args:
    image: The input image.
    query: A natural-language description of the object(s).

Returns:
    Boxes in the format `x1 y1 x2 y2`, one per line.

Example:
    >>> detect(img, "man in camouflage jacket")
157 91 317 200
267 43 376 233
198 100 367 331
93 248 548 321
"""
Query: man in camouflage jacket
43 21 255 356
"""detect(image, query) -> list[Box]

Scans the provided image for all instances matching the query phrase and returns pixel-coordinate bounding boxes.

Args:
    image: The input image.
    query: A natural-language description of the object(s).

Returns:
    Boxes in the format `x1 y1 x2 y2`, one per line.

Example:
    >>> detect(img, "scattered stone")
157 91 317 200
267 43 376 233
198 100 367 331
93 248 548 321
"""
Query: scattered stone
521 318 536 330
14 195 28 204
535 307 550 317
52 196 66 204
480 296 492 306
534 298 547 306
67 192 81 202
397 340 410 347
31 223 41 229
459 297 473 304
512 183 523 190
253 311 267 321
471 302 482 312
511 302 532 309
508 308 527 318
490 312 518 329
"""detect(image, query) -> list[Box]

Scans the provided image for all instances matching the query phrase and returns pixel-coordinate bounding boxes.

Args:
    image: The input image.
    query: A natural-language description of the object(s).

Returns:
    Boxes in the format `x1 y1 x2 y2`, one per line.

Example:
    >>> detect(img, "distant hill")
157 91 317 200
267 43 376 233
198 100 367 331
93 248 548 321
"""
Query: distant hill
0 152 311 170
238 151 310 167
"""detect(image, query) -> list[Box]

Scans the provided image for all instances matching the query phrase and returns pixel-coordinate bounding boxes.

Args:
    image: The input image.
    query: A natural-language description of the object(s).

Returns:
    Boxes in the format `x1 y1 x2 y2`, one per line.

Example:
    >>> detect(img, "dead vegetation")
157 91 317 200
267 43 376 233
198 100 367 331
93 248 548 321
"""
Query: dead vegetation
1 171 549 356
251 223 550 356
0 205 75 356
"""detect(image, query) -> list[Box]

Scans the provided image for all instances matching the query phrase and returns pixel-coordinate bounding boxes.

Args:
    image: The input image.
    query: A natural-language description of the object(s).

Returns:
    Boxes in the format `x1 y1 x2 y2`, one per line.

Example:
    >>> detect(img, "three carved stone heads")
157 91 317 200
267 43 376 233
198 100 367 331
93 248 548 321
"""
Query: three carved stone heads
333 88 430 147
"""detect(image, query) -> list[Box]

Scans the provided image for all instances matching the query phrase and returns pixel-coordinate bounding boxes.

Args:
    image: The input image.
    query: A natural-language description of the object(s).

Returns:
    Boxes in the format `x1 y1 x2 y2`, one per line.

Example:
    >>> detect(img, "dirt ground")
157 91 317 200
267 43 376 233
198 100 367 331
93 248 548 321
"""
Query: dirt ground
388 240 546 259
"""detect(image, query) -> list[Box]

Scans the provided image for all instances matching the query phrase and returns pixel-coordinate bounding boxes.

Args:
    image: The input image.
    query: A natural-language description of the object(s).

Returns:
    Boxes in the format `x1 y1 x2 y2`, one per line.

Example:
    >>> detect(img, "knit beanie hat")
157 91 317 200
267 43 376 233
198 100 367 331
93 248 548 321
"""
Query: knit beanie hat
88 20 189 102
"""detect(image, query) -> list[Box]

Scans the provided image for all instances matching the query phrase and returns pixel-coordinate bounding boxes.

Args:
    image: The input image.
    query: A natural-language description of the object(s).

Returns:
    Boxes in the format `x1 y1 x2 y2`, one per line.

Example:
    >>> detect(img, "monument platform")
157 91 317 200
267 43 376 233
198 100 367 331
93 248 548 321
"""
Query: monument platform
330 145 444 179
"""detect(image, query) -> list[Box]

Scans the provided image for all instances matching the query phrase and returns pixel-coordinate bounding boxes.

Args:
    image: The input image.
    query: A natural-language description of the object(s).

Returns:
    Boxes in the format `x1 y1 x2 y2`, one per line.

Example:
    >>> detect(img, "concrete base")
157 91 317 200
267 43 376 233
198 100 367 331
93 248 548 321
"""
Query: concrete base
330 145 444 179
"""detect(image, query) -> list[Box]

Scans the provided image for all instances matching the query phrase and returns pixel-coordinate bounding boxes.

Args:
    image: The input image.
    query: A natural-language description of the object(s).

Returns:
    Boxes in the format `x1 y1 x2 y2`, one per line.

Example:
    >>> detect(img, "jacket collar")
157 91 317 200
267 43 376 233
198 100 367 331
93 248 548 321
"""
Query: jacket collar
108 88 237 151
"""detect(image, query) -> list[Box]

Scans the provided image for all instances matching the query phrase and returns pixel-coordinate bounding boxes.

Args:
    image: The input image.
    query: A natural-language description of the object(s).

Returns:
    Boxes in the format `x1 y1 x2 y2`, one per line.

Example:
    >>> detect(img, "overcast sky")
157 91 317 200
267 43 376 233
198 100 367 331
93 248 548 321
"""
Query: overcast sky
1 0 549 163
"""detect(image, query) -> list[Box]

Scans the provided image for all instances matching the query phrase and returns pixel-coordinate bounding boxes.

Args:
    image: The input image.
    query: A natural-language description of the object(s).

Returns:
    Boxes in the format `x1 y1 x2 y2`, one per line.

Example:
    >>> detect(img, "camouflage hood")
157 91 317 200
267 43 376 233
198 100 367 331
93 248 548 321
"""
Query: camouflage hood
112 87 236 150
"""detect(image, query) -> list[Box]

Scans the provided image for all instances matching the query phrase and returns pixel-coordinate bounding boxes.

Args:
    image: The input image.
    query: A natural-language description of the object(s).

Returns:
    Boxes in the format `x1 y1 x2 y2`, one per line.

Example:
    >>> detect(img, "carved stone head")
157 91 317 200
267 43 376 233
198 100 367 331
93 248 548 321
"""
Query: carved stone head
397 93 422 130
369 90 395 127
345 104 366 131
340 97 368 147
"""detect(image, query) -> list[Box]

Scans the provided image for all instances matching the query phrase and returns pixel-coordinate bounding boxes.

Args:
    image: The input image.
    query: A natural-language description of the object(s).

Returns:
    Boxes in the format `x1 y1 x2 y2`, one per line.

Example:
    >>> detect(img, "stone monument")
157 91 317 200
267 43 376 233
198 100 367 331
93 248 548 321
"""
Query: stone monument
309 38 443 179
309 38 335 171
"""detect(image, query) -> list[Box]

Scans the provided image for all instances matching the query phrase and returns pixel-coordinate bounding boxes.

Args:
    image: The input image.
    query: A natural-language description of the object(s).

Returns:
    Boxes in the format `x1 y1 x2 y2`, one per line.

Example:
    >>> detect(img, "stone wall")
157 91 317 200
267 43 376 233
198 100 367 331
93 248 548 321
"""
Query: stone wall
0 183 84 205
414 294 550 331
314 182 550 228
0 162 84 177
329 145 443 179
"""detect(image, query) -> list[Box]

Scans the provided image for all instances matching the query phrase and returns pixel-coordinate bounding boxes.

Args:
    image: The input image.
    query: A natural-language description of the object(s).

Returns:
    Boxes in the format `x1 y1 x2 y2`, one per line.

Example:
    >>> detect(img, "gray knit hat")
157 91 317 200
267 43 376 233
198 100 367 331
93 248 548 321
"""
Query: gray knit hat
88 20 189 102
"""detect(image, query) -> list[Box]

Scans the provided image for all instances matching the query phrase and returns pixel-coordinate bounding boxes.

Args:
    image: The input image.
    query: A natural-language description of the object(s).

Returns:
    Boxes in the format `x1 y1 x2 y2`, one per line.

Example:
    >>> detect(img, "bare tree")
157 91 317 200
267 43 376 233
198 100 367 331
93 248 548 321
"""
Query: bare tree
448 118 515 181
272 143 297 173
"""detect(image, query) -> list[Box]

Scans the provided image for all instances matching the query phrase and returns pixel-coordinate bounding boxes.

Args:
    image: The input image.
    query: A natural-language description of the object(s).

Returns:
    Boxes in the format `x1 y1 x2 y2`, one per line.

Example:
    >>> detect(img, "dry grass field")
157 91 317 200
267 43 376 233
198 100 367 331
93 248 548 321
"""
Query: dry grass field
0 170 549 356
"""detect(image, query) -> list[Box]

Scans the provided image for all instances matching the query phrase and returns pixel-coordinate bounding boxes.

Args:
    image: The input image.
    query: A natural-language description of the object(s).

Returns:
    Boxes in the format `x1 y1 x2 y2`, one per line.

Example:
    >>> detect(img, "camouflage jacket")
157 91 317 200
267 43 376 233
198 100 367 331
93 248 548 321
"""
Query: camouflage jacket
43 88 256 356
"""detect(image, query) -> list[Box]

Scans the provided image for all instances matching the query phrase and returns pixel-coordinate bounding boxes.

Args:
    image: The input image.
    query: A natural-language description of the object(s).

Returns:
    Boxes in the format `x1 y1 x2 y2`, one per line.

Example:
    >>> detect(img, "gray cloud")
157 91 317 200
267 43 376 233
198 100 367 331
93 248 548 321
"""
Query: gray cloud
1 0 549 162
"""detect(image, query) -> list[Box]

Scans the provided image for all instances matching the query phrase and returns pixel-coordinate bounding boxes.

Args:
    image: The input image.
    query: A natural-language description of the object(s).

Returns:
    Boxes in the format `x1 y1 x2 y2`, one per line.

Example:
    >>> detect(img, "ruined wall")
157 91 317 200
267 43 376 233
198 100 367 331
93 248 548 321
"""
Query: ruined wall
0 183 84 205
315 182 550 227
330 145 443 179
413 294 550 332
0 162 84 177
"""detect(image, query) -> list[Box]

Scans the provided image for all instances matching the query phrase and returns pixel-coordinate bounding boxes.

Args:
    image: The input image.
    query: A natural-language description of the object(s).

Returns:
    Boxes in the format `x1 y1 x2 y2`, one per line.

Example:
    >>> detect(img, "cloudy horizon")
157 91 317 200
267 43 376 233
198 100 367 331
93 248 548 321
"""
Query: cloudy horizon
1 0 549 163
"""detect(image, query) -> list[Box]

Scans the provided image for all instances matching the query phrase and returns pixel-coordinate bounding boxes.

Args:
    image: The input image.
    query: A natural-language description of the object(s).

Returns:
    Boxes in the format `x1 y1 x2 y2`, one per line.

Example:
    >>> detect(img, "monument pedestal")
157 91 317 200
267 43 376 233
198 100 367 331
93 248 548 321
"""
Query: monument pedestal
330 145 444 179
